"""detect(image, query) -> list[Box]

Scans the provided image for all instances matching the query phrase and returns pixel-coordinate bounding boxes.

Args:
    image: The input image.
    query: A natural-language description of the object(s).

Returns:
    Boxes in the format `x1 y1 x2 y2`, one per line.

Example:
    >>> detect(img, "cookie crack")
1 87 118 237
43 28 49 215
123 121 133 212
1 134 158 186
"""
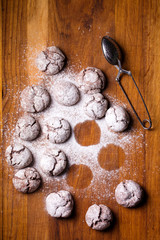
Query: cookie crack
31 103 37 113
113 107 118 123
122 182 134 200
33 96 47 113
96 70 105 89
44 62 50 72
90 109 96 119
54 193 70 217
57 192 70 207
90 205 102 227
46 50 64 60
113 108 128 125
45 51 64 72
49 156 57 175
42 51 51 72
14 172 30 193
30 87 38 113
47 120 63 131
9 145 25 164
94 205 102 225
16 124 21 137
41 96 47 108
26 179 30 193
122 182 128 191
53 150 61 158
18 119 37 130
19 121 37 137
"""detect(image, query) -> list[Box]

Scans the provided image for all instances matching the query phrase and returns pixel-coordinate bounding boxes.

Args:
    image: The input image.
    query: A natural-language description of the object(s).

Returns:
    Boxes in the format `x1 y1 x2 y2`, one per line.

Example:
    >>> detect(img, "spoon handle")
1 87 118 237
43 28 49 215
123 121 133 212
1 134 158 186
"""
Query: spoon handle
117 72 152 129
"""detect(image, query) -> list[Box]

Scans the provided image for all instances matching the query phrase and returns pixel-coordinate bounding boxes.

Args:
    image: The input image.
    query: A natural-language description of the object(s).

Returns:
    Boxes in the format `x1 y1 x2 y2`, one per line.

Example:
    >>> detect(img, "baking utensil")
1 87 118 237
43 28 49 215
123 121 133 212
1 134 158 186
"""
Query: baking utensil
101 35 152 129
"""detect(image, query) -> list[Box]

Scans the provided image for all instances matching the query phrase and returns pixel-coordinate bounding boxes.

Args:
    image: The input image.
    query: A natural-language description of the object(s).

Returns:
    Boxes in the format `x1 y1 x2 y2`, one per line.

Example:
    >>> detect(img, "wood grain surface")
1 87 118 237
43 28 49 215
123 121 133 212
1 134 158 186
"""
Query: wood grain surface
1 0 160 239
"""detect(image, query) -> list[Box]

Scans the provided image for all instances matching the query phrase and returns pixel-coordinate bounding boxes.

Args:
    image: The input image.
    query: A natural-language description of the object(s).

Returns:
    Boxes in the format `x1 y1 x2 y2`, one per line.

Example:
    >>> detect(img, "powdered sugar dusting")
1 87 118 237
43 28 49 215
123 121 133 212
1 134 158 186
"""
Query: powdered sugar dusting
3 42 146 200
3 64 145 200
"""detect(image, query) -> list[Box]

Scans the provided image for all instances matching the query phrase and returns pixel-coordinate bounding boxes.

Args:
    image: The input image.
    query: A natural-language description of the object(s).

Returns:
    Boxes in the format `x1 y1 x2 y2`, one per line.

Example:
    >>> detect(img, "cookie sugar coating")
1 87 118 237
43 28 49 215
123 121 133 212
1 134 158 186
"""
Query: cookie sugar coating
46 190 74 218
85 204 113 230
44 117 71 143
20 85 50 113
53 81 80 106
115 180 144 207
12 167 41 193
5 143 33 169
105 106 130 132
77 67 106 94
84 93 108 119
16 115 40 141
40 149 67 176
36 46 65 75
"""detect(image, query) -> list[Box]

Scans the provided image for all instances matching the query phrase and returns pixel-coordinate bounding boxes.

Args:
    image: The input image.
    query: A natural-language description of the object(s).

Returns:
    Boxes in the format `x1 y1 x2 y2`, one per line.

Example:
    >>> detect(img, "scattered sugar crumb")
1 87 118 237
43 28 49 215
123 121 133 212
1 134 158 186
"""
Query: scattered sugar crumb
3 47 145 200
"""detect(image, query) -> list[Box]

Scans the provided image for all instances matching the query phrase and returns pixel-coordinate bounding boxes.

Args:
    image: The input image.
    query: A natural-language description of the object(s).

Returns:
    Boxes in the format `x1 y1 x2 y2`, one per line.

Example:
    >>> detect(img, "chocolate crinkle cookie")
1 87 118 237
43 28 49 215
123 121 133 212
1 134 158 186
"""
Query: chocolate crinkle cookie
12 167 41 193
43 117 71 144
84 93 108 119
46 190 74 218
105 106 130 132
5 143 33 169
53 81 80 106
77 67 106 94
85 204 113 231
40 149 67 176
20 85 50 113
115 180 144 207
36 46 65 75
16 115 40 141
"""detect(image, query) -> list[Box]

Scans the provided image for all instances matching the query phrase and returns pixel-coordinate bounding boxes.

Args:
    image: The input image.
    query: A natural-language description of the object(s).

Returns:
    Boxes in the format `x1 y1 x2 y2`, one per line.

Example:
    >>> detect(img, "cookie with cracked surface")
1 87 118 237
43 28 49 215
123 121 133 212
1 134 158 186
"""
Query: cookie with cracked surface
5 143 33 169
77 67 106 94
12 167 41 193
85 204 113 230
20 85 50 113
36 46 65 75
115 180 144 208
84 93 108 119
53 81 80 106
40 149 67 176
46 190 74 218
105 106 130 132
44 117 71 143
16 115 40 141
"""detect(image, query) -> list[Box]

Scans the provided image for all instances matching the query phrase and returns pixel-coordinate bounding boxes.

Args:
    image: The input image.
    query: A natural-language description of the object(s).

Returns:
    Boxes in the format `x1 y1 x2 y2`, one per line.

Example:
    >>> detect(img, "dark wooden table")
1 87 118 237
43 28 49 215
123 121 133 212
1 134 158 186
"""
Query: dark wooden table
2 0 160 239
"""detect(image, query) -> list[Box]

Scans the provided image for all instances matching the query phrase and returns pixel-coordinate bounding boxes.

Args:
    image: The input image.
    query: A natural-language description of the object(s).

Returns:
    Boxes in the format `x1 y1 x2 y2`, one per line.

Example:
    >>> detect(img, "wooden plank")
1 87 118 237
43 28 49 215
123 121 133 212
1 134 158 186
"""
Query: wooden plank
115 1 146 240
0 1 2 239
143 0 160 239
2 0 28 239
26 1 49 239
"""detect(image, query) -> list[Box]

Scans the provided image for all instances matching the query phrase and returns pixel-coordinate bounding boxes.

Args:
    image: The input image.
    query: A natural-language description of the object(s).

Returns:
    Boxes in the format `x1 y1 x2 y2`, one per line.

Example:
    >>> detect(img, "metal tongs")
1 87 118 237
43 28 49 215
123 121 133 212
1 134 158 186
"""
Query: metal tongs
101 35 152 130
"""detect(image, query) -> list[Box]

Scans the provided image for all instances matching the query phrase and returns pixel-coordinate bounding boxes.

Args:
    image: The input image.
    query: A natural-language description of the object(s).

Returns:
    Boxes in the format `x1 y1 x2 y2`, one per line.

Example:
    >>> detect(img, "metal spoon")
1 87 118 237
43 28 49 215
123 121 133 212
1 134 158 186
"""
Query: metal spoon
101 35 152 130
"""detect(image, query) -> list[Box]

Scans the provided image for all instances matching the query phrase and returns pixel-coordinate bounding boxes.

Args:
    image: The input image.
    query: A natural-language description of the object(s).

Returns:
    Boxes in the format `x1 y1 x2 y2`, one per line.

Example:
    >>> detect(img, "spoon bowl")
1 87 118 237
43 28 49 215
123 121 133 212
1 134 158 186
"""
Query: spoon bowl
101 36 122 66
